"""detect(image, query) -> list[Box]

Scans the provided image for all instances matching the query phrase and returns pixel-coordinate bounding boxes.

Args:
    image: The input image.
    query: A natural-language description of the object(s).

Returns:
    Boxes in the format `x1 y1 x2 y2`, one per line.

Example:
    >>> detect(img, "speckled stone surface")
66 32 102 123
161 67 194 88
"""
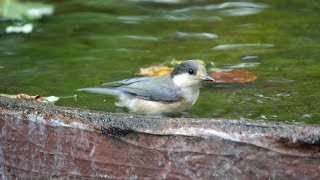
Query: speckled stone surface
0 96 319 179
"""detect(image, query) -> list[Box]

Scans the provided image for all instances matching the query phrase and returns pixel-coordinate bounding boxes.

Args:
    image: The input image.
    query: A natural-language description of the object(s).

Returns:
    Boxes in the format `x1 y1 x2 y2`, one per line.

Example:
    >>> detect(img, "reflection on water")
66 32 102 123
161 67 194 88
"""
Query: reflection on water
173 2 268 16
241 56 258 60
123 35 159 41
0 0 319 124
118 14 221 23
174 32 218 39
129 0 185 4
212 44 274 50
226 62 260 69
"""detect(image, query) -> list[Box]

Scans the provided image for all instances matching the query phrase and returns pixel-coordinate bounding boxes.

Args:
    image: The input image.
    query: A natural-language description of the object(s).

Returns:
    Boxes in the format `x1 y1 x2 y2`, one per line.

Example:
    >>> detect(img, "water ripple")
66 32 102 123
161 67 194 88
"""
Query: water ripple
221 7 264 16
115 48 151 53
241 56 259 60
129 0 185 4
172 2 268 16
118 14 221 23
117 16 149 24
212 43 274 50
267 79 295 83
174 32 218 39
227 62 260 68
124 35 159 41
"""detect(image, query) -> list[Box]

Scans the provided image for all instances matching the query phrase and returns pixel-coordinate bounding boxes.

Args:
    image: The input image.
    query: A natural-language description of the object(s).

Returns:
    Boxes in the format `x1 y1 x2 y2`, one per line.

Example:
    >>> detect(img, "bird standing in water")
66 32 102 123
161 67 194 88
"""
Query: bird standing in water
77 60 214 115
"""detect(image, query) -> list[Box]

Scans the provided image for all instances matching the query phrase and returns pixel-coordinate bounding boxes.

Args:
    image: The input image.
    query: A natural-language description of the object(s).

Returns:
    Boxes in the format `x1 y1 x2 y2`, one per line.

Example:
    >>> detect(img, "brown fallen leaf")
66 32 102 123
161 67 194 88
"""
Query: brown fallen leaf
139 64 173 76
209 70 257 83
16 93 44 102
1 93 60 103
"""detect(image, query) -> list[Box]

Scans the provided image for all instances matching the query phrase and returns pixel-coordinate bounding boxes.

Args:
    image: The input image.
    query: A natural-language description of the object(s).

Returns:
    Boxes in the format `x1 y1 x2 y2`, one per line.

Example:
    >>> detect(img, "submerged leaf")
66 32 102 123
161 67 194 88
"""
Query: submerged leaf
139 64 173 76
209 70 257 83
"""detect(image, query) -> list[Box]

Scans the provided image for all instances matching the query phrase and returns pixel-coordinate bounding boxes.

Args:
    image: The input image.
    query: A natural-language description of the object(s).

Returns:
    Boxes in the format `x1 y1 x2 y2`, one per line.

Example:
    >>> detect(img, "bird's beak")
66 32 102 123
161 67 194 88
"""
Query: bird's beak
202 75 215 81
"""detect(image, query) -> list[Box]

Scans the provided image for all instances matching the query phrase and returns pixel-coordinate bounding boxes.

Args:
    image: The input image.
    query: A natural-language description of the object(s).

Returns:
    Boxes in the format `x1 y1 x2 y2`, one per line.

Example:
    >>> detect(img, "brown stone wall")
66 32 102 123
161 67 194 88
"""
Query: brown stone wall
0 96 319 179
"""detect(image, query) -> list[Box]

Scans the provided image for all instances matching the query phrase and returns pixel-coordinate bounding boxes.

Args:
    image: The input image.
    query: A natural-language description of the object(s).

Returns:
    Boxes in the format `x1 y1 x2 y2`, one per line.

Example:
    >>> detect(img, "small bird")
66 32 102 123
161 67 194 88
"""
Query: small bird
77 60 214 115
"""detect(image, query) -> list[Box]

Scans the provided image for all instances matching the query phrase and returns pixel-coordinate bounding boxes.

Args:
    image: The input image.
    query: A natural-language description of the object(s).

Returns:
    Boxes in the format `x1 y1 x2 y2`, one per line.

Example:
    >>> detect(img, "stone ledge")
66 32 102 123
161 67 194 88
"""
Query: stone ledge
0 96 319 179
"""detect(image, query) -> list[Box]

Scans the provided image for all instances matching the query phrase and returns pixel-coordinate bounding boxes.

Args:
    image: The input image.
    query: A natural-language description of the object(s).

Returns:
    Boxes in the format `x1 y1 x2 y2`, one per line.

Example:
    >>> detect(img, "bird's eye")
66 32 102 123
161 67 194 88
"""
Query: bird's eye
188 69 194 75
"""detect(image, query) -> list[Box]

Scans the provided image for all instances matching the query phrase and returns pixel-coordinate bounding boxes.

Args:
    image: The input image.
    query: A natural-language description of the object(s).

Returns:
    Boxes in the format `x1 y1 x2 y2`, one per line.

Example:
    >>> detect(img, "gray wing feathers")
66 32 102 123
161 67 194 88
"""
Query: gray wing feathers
118 84 181 102
78 75 182 102
77 88 123 96
118 75 182 102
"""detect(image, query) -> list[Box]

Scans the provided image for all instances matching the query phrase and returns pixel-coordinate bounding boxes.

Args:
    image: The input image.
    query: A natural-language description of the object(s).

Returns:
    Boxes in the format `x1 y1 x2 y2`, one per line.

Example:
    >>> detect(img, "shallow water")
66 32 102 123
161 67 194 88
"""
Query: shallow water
0 0 319 123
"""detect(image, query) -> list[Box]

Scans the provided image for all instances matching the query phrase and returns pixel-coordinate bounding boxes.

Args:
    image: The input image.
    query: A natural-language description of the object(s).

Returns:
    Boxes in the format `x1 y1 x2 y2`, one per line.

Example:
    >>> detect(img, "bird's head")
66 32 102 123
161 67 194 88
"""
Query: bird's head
171 60 214 87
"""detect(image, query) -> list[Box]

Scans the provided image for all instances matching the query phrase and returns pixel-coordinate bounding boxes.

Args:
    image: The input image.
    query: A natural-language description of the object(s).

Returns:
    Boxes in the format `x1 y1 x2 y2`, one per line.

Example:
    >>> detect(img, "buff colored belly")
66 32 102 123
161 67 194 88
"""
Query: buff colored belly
130 98 190 114
130 88 200 115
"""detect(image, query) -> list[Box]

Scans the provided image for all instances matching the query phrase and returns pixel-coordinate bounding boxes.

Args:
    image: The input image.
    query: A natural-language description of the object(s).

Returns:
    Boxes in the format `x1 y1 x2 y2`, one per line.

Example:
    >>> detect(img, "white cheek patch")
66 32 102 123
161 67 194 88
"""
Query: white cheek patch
173 73 200 87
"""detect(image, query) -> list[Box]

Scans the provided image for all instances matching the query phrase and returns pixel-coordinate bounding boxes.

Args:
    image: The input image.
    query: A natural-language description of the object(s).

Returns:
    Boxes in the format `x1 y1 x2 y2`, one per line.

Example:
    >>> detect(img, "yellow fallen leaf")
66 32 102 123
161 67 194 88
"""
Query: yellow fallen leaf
172 59 206 65
139 64 173 76
139 59 207 76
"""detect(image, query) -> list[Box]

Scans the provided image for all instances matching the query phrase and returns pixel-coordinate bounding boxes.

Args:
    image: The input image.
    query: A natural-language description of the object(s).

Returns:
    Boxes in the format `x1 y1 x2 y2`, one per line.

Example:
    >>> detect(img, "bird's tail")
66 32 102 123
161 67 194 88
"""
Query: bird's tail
76 87 122 96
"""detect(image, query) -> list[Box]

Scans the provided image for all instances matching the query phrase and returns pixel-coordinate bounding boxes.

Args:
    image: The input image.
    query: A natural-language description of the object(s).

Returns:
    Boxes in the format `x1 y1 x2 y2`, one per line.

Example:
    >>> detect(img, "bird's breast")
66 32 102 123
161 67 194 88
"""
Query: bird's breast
181 86 200 106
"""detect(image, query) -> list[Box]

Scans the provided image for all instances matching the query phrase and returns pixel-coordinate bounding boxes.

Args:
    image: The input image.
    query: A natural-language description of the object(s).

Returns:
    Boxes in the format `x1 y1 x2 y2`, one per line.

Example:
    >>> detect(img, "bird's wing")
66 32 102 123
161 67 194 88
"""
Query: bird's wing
99 75 181 102
77 77 156 97
119 84 181 102
116 75 182 102
78 75 182 102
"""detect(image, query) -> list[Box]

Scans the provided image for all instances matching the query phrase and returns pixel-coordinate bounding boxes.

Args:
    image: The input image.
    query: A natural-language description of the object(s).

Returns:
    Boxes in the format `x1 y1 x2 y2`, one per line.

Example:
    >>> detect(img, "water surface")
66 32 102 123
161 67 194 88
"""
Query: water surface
0 0 319 123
